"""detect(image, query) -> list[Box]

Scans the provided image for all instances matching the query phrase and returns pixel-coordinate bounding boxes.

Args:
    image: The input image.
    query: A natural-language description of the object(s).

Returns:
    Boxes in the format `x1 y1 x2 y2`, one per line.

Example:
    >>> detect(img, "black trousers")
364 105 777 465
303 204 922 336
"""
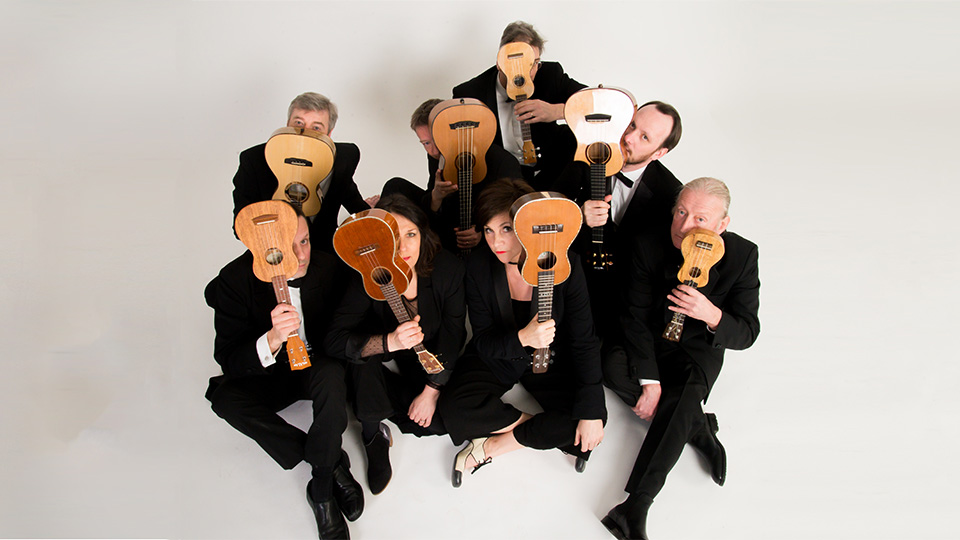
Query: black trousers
206 356 348 470
438 354 588 458
602 346 710 497
348 355 446 437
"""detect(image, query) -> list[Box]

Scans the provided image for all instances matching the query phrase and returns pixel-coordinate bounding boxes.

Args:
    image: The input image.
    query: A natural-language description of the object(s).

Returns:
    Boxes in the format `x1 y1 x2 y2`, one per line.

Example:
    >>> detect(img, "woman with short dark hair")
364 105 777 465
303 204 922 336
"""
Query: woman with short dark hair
437 178 607 487
325 194 466 495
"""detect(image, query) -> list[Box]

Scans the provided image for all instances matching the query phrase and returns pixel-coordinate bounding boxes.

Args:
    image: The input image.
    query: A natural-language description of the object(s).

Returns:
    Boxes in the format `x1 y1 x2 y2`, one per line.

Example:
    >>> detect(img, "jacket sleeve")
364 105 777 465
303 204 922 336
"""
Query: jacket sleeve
206 269 273 378
427 259 467 386
465 261 528 364
621 237 661 382
323 275 381 364
710 242 761 351
560 258 607 422
335 143 368 215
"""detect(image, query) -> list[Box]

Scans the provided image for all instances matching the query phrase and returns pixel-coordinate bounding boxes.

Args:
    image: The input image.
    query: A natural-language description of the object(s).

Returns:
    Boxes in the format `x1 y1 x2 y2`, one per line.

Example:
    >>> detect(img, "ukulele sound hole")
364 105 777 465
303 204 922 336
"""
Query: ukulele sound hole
455 152 475 171
285 182 309 203
586 142 612 165
513 75 526 87
265 248 284 266
688 267 702 279
537 251 557 270
371 266 393 286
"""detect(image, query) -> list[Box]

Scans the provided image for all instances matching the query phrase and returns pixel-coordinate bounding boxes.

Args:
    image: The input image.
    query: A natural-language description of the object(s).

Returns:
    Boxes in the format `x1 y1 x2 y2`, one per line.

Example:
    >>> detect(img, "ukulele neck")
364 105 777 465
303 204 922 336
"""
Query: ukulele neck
380 281 444 374
533 270 555 374
590 161 608 244
662 279 697 343
270 275 312 370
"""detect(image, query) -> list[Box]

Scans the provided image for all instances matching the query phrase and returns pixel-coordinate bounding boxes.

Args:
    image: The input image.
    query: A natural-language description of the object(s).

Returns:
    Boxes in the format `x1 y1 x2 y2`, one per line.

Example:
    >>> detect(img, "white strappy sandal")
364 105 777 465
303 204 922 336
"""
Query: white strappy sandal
452 437 491 488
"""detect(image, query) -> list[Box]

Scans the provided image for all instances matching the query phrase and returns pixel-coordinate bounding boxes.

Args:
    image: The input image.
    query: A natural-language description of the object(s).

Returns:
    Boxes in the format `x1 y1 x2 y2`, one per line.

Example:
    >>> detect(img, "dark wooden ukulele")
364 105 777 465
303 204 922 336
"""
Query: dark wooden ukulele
332 209 443 374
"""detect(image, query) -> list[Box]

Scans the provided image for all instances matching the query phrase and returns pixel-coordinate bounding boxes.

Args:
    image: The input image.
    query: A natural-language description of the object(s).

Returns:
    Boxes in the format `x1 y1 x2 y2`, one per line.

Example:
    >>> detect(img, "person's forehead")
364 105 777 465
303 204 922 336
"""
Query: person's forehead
290 108 327 121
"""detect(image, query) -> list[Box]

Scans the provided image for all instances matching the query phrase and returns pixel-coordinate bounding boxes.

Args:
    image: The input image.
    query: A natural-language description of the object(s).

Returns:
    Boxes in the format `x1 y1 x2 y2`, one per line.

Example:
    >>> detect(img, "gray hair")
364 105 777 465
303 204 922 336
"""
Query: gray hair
676 177 731 217
499 21 545 51
287 92 338 132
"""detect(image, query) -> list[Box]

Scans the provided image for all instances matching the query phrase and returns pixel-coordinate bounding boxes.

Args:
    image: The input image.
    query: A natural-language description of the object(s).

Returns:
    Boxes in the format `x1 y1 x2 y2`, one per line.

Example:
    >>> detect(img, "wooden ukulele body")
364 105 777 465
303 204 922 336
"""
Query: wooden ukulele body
510 192 582 373
265 127 336 217
234 200 311 370
663 228 725 342
496 41 539 165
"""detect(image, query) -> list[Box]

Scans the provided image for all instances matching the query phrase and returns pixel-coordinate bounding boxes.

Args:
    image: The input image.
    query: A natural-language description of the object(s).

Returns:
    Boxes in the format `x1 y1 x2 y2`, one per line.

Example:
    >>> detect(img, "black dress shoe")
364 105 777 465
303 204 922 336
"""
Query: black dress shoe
332 451 364 521
690 412 726 486
363 422 392 495
601 496 650 540
306 481 350 540
600 494 652 540
575 457 587 473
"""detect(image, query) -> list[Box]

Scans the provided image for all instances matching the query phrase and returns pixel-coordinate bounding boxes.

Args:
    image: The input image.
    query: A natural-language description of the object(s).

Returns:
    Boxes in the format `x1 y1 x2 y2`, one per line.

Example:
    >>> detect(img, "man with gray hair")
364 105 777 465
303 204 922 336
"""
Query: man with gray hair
453 21 585 190
231 92 373 253
601 177 761 540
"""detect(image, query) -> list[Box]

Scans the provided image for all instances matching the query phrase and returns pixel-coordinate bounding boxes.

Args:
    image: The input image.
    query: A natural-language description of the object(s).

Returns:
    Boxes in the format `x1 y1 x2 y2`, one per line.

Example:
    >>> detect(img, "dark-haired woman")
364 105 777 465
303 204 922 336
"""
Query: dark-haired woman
325 194 466 495
437 178 606 487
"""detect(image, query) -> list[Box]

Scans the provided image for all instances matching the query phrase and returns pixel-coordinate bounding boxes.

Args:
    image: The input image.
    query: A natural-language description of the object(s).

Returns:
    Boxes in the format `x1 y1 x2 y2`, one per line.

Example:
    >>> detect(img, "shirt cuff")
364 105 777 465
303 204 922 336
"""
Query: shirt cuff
256 332 278 368
640 379 660 386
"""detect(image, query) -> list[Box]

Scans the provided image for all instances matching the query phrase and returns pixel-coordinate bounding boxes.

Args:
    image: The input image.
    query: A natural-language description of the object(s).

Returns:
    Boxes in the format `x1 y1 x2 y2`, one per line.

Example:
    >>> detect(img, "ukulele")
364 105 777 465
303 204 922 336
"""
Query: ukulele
430 98 497 258
564 86 637 271
265 127 336 217
497 41 538 165
332 209 444 374
234 200 312 370
662 228 725 342
511 192 582 373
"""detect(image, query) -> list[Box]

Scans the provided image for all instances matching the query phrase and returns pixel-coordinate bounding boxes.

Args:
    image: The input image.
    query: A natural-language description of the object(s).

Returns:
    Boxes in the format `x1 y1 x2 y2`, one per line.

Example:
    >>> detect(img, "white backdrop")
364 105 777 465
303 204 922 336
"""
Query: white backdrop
1 1 958 538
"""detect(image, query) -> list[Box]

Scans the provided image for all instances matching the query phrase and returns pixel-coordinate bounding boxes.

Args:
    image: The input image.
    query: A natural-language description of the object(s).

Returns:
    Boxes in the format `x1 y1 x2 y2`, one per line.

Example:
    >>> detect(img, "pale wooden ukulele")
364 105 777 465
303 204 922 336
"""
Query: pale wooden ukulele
663 228 725 342
430 98 496 258
497 41 538 165
564 86 637 271
234 200 311 370
265 127 336 217
511 192 582 373
332 209 444 374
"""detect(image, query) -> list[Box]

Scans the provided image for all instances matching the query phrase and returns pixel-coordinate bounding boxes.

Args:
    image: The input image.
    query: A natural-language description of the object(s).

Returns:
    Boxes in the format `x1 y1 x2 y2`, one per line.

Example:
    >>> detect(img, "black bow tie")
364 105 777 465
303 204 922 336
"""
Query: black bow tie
616 173 634 188
287 277 304 288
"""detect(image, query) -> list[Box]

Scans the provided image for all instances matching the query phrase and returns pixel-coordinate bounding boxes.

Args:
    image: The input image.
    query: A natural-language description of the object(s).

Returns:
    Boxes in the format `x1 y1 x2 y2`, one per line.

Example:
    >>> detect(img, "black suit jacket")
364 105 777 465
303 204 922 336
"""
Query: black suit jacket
231 141 366 253
452 62 585 189
464 247 606 421
623 229 760 390
204 248 346 382
423 145 522 251
553 159 682 341
323 250 466 387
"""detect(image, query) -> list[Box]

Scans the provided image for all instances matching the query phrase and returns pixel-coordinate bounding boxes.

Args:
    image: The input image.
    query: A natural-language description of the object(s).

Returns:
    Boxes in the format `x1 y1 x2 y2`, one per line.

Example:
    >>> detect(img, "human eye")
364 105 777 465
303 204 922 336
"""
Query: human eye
484 227 493 235
503 225 513 233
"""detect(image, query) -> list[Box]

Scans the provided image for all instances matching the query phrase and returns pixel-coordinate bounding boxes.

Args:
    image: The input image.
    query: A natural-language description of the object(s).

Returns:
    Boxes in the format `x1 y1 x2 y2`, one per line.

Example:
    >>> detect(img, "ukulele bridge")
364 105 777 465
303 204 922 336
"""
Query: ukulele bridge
695 240 715 250
355 244 380 256
531 224 563 234
449 120 480 130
